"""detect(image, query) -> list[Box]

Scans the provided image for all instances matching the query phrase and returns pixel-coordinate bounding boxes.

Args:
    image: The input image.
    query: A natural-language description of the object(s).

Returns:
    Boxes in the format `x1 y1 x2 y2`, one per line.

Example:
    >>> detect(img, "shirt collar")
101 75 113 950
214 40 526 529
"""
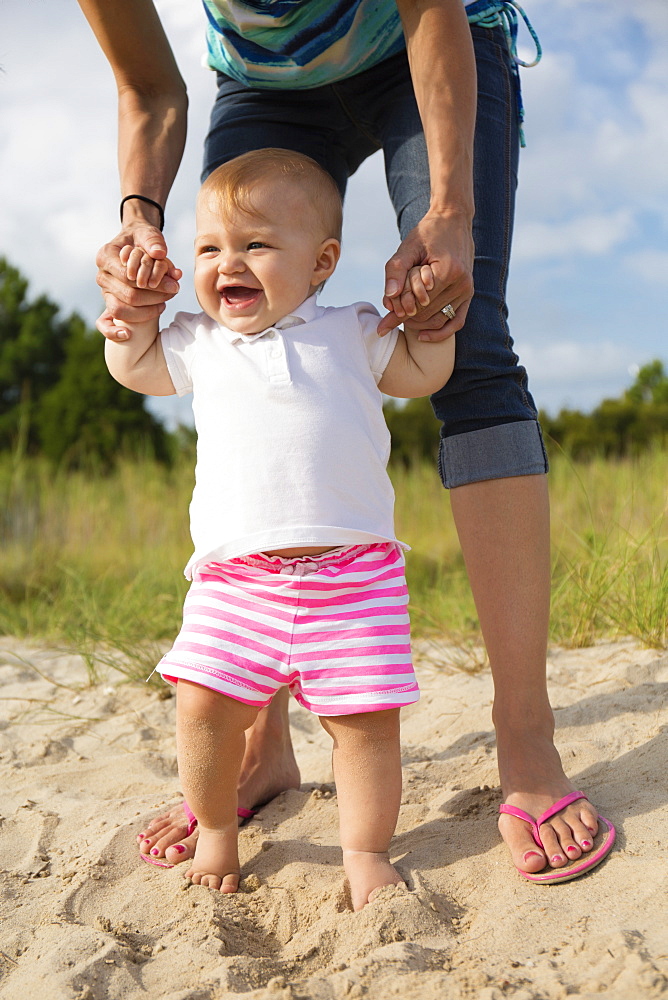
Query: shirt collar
220 294 322 345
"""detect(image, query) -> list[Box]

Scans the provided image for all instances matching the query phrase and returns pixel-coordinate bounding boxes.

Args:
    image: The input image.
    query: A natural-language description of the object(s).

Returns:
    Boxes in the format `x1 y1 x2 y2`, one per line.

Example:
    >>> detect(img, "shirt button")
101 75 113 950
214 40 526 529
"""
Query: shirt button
267 330 276 339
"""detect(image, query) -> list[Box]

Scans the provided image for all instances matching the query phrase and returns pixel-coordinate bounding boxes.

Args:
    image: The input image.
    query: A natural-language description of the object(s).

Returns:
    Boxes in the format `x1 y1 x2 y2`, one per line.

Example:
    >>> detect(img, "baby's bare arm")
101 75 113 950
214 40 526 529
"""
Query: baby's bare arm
104 316 175 396
377 326 455 399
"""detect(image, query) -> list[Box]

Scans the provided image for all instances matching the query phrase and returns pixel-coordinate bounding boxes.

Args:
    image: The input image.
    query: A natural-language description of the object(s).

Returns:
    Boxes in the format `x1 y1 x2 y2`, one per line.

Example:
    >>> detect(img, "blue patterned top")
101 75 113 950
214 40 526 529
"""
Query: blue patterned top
202 0 476 89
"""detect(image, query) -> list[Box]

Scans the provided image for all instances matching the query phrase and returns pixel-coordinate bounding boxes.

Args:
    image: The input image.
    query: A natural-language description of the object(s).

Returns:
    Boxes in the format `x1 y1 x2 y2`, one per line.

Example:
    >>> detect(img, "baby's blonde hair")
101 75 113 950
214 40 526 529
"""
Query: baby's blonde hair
199 148 343 241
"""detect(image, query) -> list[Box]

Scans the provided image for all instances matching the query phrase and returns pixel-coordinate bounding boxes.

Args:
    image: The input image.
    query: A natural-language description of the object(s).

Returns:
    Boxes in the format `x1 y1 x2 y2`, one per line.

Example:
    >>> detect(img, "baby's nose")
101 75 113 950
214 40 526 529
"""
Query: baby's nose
218 253 244 273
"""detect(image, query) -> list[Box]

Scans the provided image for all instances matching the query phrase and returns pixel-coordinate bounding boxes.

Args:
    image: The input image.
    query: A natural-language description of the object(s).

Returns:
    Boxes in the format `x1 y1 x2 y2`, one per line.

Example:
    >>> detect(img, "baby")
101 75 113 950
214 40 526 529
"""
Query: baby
105 148 455 910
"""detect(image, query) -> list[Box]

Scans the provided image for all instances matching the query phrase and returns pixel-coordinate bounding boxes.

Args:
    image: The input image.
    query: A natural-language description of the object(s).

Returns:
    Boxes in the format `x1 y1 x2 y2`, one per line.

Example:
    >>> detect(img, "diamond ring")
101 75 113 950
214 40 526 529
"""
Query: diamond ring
441 304 456 321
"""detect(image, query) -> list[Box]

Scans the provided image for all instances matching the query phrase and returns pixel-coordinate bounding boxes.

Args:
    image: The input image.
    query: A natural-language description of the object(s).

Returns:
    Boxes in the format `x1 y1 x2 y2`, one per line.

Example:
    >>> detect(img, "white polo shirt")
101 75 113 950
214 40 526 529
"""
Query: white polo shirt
160 296 402 577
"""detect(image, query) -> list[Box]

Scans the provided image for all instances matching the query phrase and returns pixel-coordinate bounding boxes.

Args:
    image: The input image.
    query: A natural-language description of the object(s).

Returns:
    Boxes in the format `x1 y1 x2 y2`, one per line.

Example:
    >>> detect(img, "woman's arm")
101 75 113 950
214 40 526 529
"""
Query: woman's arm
77 0 188 335
378 0 476 339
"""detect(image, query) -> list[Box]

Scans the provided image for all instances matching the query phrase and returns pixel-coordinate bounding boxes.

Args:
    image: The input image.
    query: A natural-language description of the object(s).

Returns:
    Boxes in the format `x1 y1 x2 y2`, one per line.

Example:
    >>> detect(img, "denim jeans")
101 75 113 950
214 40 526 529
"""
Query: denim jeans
202 24 548 488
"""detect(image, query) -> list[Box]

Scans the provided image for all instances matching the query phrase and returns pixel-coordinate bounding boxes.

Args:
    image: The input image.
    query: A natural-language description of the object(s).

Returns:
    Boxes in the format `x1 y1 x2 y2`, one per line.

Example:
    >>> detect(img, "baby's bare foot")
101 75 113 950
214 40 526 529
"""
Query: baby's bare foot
186 826 240 892
342 849 405 911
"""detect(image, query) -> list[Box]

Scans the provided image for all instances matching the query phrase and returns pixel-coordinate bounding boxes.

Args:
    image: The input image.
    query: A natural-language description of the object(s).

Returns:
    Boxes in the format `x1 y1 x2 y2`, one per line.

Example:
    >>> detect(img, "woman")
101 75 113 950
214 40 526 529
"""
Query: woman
77 0 610 883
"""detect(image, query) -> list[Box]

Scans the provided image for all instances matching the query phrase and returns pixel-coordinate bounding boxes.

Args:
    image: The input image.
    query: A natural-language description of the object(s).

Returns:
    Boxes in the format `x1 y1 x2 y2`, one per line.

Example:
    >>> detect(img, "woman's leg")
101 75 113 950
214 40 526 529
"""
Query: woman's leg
320 709 405 911
450 476 598 872
370 30 598 871
176 680 259 890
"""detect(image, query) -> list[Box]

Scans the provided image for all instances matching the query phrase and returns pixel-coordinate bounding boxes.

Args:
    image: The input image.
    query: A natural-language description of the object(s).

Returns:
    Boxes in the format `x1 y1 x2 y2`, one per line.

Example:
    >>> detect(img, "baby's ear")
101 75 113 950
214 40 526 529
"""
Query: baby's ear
312 238 341 285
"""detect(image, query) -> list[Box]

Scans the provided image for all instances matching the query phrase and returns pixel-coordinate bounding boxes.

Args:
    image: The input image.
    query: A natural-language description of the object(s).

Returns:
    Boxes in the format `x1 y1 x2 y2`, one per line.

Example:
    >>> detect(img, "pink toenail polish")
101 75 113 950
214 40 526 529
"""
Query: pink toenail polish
151 848 160 856
143 838 152 844
551 854 564 864
173 845 186 854
566 846 578 854
581 840 592 849
523 851 542 862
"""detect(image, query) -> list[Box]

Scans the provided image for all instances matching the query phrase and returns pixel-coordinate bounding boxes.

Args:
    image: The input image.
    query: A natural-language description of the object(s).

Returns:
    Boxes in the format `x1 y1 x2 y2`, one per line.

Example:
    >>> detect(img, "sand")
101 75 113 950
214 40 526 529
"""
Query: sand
1 636 667 1000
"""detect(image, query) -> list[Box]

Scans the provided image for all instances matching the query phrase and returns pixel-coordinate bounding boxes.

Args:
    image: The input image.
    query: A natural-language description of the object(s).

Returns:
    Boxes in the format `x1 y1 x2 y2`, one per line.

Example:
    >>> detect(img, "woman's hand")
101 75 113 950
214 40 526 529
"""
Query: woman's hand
95 223 182 341
377 208 474 340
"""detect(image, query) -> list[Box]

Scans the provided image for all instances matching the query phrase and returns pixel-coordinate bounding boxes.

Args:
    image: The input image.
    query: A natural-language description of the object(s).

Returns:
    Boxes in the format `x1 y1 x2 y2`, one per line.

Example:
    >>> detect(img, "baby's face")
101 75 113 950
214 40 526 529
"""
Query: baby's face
194 182 336 335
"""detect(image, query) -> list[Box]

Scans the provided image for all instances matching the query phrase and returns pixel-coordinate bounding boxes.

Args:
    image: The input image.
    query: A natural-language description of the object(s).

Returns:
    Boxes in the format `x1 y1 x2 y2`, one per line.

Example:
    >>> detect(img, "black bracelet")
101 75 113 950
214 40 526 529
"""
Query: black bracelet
119 194 165 231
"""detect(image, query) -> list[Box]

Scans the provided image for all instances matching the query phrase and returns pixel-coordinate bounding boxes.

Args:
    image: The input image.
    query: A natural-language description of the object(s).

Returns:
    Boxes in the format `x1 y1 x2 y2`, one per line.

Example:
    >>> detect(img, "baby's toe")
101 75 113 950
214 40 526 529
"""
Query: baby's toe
220 874 240 894
200 873 222 890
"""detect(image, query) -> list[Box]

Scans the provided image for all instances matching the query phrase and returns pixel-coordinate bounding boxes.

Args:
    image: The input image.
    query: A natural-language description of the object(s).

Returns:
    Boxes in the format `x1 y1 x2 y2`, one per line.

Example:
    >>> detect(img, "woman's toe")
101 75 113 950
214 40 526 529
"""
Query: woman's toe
163 834 197 864
520 849 547 872
499 815 547 872
571 815 596 852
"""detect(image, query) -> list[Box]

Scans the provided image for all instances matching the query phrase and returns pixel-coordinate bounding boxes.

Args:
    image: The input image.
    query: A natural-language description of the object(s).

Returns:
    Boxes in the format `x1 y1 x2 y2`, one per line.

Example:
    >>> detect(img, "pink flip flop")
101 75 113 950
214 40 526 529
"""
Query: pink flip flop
140 801 258 869
499 790 616 884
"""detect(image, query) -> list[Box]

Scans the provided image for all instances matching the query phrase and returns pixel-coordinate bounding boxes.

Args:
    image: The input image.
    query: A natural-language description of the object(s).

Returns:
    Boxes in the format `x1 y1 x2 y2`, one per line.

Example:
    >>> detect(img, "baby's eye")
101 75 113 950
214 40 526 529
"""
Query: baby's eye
200 245 219 254
247 241 268 251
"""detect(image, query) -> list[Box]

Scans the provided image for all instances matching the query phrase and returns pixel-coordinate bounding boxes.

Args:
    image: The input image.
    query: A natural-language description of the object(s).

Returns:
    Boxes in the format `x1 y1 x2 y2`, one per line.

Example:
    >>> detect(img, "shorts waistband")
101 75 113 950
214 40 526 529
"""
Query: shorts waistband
207 542 400 576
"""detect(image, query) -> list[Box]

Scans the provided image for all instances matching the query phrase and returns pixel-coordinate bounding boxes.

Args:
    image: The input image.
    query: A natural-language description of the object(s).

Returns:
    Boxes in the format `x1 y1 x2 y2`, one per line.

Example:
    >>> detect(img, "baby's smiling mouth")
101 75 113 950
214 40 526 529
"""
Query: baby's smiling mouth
220 285 262 309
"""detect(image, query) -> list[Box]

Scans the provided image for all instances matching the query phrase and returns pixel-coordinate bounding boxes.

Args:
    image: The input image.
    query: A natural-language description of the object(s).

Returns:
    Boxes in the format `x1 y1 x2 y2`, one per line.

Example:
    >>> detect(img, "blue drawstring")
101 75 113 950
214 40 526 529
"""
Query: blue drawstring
466 0 542 147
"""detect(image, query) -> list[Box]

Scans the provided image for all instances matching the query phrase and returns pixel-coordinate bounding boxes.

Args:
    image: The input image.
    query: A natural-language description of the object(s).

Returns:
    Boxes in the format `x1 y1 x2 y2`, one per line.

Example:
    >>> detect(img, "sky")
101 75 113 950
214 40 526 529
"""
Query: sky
1 0 666 429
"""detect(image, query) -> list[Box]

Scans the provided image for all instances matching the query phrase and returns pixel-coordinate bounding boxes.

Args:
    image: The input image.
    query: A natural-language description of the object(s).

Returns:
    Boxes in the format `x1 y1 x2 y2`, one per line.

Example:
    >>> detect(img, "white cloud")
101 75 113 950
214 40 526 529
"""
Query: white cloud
624 250 668 285
515 0 668 273
522 340 630 383
0 0 664 422
521 339 640 413
514 209 635 261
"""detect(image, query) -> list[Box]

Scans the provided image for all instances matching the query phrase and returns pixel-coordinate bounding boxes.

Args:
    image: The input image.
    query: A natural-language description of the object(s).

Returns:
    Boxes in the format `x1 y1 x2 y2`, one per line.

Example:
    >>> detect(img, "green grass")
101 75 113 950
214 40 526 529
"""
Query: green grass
392 452 667 650
546 450 667 648
0 451 665 681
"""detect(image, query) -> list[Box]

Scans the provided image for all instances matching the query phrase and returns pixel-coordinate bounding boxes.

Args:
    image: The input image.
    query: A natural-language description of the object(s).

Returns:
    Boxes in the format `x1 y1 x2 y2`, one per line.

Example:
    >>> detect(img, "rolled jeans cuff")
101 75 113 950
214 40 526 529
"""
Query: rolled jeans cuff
438 420 549 489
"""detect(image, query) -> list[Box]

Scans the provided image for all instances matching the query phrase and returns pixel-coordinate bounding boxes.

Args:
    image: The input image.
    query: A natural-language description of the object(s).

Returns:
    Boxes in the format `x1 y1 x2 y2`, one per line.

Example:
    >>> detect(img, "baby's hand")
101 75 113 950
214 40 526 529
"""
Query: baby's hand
119 244 175 291
378 264 436 335
405 263 435 312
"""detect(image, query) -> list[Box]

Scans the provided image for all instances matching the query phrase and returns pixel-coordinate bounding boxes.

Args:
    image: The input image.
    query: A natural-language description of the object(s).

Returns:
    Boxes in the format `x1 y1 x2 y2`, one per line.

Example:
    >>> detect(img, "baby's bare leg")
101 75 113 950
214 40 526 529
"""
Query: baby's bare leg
176 680 259 891
320 709 405 911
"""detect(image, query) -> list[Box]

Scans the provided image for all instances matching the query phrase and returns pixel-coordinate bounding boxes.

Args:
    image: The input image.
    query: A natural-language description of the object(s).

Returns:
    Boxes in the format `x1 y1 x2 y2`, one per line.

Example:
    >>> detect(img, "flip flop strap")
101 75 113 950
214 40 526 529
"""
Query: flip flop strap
183 801 257 830
536 791 587 828
499 803 542 846
183 801 198 836
499 791 589 850
237 807 256 819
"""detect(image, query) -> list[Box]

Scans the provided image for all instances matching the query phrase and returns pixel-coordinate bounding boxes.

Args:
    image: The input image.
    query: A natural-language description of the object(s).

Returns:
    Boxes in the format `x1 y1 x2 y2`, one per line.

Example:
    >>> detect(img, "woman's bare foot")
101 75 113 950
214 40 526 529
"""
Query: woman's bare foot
343 849 405 911
138 803 198 864
137 690 300 864
496 727 599 874
236 699 301 822
186 825 240 892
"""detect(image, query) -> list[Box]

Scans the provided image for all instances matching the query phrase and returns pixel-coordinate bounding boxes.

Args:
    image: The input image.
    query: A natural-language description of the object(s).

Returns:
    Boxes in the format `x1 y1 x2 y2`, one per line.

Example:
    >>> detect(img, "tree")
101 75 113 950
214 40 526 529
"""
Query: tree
625 360 668 406
0 257 169 466
384 395 440 466
382 359 668 466
0 259 68 454
539 360 668 459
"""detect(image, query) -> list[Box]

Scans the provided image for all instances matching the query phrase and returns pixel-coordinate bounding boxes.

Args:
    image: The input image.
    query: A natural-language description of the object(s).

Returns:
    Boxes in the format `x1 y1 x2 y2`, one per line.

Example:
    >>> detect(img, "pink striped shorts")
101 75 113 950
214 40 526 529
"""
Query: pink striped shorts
158 542 418 716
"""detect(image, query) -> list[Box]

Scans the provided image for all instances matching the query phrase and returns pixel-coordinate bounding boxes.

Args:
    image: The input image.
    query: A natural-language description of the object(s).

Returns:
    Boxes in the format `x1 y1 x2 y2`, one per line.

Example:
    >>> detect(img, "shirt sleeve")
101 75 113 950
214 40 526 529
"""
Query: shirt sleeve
355 302 399 384
159 311 201 397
